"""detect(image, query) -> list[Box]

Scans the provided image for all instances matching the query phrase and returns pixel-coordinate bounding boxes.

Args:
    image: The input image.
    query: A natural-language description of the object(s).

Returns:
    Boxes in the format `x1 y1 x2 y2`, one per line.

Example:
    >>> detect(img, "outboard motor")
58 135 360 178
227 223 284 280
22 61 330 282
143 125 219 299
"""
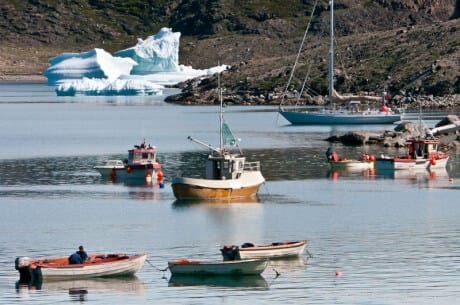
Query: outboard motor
15 257 32 283
15 257 42 284
220 245 241 261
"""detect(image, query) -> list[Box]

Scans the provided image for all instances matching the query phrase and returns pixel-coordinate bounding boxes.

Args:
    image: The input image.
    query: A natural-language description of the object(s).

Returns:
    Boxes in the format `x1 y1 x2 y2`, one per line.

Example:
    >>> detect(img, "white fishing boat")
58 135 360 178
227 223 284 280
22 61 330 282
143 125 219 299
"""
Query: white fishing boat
171 78 265 200
15 254 146 282
376 131 449 171
94 140 163 184
168 258 268 276
278 0 402 125
220 241 307 260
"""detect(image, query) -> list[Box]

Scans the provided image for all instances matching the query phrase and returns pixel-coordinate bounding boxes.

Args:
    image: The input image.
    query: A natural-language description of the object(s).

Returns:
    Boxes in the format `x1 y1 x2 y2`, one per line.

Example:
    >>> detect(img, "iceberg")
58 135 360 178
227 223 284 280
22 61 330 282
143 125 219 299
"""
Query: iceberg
45 28 228 96
115 28 181 74
55 78 163 96
45 48 137 86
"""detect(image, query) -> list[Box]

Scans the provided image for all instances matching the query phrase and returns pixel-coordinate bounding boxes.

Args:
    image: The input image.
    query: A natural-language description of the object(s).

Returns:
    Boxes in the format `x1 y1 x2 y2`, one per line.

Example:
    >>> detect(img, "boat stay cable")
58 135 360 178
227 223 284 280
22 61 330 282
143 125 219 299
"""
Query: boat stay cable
280 0 319 109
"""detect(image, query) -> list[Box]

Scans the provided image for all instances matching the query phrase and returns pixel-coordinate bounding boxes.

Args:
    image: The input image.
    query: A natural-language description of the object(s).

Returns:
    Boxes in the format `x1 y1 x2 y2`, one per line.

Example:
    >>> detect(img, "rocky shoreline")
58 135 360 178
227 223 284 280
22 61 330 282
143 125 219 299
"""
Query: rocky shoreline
326 115 460 151
165 71 460 110
3 73 459 112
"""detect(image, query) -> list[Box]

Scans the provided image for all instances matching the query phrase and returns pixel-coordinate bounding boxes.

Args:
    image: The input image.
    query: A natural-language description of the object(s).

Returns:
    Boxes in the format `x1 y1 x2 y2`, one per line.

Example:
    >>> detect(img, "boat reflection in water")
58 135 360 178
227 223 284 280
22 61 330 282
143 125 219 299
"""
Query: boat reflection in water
172 196 261 207
376 168 450 181
15 276 145 299
327 168 376 180
268 257 308 273
168 274 268 288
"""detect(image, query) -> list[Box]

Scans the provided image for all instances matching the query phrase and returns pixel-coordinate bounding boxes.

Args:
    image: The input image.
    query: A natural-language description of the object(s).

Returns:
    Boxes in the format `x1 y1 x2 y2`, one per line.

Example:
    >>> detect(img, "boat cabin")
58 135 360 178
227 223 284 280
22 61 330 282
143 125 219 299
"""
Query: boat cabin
407 133 440 160
205 153 245 180
127 142 157 165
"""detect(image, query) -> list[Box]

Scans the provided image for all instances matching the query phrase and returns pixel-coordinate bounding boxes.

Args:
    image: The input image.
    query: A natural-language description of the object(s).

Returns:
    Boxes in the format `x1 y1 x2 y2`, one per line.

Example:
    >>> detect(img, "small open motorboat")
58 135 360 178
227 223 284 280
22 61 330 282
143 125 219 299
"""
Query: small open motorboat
15 253 146 283
220 241 307 260
168 258 268 276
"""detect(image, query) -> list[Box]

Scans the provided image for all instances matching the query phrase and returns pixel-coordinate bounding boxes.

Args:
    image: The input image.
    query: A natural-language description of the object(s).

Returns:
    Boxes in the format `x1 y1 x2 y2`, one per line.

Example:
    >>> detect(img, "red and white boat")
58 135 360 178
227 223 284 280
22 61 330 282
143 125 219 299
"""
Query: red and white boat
94 140 163 184
376 131 449 171
15 253 146 282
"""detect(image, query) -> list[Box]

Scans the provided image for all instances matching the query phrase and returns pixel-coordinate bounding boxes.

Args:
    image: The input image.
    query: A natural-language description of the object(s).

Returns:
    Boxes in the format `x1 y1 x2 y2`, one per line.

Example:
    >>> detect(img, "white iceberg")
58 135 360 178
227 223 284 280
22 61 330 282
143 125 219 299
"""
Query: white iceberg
45 28 228 96
115 28 181 74
45 48 137 86
55 78 163 96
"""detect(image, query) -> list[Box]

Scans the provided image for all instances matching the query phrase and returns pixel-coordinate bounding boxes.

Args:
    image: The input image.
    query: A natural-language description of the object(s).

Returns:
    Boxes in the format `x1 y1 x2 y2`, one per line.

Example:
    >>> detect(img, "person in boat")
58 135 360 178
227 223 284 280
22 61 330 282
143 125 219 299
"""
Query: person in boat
69 246 88 264
326 147 333 160
326 148 340 161
77 245 88 261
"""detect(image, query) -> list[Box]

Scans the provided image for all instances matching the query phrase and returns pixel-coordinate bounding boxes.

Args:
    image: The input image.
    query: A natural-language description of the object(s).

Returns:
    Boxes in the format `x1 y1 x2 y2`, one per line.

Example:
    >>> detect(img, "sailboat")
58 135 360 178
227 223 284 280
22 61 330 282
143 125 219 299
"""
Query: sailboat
171 79 265 201
279 0 402 125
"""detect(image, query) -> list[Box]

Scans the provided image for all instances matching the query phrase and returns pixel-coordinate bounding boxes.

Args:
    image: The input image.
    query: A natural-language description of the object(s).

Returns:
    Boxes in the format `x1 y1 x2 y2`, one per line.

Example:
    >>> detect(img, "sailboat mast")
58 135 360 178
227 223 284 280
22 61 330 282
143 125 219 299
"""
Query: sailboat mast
328 0 334 99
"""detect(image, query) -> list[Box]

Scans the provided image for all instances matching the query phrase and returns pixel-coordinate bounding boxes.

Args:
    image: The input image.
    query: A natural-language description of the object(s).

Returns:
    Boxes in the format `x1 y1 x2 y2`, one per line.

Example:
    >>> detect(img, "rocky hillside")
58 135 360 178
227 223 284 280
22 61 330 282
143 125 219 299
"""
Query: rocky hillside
1 0 459 101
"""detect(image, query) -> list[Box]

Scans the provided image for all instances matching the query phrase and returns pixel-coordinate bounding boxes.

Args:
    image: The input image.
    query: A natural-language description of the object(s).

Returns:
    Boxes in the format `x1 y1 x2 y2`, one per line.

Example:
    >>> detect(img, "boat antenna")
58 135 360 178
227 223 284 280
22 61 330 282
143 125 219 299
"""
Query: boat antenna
218 66 224 154
328 0 334 102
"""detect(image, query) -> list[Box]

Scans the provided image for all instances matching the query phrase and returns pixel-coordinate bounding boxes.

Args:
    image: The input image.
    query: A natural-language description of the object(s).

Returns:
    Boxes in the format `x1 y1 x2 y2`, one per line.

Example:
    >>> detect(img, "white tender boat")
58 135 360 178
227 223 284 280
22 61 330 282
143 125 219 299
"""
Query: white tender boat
171 80 265 200
15 254 146 282
220 241 307 260
168 258 268 275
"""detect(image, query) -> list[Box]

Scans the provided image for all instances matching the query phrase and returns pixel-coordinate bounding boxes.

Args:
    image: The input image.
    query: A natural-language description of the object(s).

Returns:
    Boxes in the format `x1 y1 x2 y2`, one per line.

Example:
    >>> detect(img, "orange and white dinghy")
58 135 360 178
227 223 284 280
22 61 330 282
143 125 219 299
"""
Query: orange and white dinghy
15 253 146 282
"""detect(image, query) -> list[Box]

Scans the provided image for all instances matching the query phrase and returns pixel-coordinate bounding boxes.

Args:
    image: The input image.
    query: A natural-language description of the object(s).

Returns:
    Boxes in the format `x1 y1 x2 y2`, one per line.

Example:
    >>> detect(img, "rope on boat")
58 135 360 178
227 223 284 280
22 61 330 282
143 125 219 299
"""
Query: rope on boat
145 259 168 273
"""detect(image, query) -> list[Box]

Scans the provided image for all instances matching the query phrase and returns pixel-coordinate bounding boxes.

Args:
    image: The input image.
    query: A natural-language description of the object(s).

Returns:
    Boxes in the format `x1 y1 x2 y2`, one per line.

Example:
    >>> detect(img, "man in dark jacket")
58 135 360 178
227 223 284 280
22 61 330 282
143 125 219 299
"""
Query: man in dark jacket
68 245 88 264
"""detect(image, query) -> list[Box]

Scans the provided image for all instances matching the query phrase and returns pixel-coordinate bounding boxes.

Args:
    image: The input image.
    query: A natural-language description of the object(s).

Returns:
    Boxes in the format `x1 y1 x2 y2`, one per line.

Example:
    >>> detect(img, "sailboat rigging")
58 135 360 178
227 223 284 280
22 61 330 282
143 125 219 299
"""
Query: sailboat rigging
279 0 403 125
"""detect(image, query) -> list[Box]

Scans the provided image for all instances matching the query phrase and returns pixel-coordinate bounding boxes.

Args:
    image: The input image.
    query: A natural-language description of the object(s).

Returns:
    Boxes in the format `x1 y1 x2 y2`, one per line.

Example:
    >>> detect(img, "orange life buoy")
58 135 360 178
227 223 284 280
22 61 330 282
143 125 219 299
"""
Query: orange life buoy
157 170 164 182
430 159 436 166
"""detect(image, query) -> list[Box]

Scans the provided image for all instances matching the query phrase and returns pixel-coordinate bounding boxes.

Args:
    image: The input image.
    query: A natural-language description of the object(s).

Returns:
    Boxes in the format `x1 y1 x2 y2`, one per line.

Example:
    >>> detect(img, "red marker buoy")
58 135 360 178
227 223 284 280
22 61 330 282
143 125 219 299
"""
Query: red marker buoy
335 271 342 277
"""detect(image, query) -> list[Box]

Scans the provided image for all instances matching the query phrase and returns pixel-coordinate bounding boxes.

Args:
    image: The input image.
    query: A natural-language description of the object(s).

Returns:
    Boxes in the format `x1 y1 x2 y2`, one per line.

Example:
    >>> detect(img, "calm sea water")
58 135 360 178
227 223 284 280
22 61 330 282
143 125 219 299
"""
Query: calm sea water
1 82 460 305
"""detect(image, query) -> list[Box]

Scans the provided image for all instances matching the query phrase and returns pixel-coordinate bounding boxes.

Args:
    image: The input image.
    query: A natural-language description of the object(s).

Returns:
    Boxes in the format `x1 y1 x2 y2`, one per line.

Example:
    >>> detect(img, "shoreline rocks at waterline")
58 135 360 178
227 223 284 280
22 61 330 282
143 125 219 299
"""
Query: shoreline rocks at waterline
326 115 460 150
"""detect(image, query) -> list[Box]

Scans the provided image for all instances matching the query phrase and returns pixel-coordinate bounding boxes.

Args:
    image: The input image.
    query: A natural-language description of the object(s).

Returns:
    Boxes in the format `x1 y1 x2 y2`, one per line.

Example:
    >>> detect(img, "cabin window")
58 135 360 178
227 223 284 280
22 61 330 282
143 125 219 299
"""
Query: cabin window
142 152 149 159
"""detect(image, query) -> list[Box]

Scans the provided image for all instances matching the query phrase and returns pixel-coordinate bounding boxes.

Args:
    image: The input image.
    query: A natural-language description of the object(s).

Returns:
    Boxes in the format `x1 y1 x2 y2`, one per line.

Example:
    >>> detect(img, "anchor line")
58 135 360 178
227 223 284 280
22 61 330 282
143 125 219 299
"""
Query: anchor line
145 259 169 272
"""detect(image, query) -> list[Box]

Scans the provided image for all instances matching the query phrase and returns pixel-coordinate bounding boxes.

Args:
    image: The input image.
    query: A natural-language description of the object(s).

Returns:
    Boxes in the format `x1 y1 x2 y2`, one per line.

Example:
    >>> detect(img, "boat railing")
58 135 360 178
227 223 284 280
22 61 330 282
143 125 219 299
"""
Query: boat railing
244 161 261 171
